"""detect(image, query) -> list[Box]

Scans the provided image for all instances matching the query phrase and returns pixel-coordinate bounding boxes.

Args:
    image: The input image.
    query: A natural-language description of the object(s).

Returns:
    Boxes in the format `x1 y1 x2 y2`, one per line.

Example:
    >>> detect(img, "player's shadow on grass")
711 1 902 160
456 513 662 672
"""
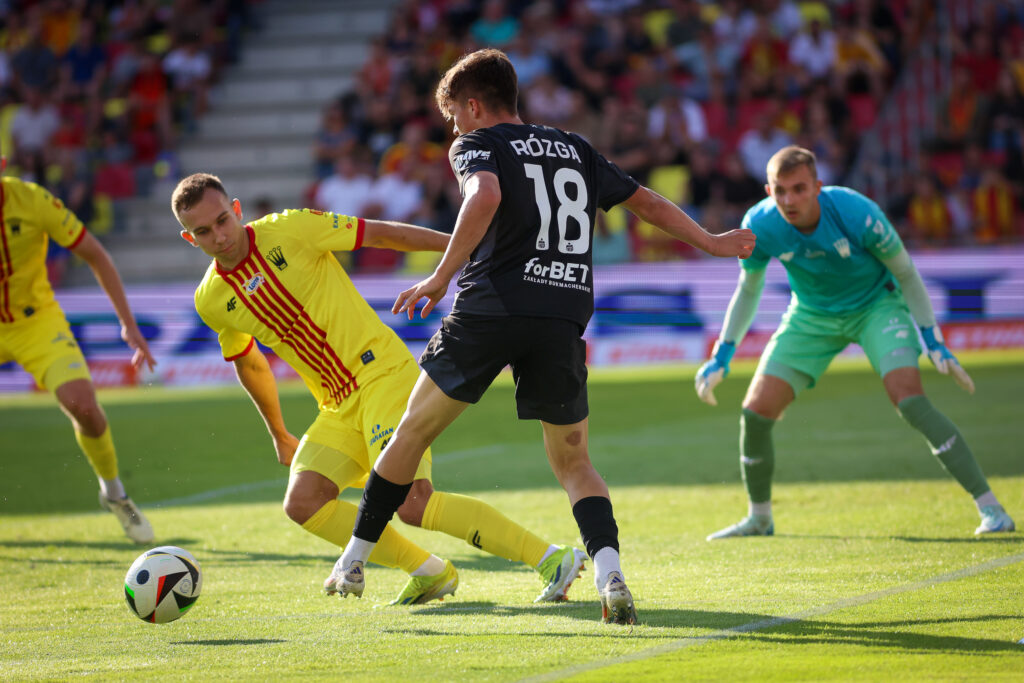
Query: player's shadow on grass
746 616 1024 653
170 638 286 646
888 535 1023 544
772 533 1023 545
388 606 1024 653
441 554 539 573
384 601 676 639
197 547 336 565
0 537 199 559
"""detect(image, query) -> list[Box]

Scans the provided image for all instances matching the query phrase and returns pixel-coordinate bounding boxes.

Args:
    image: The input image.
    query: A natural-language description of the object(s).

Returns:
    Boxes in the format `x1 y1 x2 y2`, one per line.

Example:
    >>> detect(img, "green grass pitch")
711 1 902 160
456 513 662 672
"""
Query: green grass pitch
1 353 1023 680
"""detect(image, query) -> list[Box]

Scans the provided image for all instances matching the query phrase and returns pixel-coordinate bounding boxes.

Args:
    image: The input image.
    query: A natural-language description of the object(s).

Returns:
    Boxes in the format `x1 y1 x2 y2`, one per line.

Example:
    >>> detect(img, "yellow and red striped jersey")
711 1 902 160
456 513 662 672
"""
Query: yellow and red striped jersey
194 209 413 411
0 177 86 324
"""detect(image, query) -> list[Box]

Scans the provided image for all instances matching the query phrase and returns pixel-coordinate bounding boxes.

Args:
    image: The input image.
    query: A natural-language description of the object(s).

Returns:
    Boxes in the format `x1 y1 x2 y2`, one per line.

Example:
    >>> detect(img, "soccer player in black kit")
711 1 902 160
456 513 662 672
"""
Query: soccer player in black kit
335 49 756 624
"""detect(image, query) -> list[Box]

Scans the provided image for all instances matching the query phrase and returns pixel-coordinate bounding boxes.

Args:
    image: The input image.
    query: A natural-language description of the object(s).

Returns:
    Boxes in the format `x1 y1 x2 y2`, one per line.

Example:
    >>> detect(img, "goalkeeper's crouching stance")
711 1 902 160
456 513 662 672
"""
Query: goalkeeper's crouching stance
695 145 1015 540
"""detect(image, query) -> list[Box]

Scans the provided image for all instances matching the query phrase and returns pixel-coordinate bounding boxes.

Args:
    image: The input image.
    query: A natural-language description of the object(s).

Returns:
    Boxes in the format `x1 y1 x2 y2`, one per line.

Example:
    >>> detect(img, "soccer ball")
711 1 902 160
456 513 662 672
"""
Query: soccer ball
124 546 202 624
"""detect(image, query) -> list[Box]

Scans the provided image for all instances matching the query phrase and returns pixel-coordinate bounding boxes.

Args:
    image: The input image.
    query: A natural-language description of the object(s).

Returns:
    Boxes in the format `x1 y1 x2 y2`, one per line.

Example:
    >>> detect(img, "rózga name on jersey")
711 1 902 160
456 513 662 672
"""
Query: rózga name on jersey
447 123 638 328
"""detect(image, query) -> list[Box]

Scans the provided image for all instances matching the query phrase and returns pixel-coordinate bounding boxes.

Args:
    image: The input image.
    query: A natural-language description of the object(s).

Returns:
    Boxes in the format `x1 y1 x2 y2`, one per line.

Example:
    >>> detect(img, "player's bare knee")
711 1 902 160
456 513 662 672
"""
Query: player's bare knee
56 381 107 436
397 480 433 527
70 400 107 436
742 393 786 420
282 474 336 525
882 367 924 406
394 417 439 452
396 498 425 526
282 493 319 525
550 451 593 483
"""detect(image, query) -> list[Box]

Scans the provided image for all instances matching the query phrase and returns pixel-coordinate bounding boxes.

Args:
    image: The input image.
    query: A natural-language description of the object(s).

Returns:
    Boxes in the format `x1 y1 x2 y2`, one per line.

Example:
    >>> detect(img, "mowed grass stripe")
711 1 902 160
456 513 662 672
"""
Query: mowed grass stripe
522 550 1024 683
145 423 880 510
148 444 509 508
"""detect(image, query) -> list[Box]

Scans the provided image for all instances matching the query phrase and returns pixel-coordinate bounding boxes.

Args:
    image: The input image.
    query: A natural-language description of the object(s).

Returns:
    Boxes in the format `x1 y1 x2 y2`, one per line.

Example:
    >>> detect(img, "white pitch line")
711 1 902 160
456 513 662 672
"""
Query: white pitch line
521 550 1024 683
150 479 286 508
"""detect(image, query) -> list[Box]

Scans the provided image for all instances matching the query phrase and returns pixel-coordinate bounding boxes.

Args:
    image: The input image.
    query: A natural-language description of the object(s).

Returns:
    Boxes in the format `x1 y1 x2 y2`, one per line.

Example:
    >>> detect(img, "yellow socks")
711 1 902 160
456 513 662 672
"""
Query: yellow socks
75 426 118 480
421 491 548 568
301 499 430 573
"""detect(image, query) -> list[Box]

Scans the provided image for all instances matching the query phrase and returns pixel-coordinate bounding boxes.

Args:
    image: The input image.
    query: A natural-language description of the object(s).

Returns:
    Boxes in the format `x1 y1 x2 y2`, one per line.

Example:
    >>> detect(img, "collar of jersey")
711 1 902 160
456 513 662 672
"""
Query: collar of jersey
214 224 257 276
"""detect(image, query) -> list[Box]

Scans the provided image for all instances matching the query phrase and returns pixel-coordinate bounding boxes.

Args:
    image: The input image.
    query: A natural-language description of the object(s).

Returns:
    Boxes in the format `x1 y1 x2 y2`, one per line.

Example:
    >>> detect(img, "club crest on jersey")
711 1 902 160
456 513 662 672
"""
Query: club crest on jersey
244 273 265 294
779 251 794 262
833 238 851 258
267 246 288 270
453 148 491 172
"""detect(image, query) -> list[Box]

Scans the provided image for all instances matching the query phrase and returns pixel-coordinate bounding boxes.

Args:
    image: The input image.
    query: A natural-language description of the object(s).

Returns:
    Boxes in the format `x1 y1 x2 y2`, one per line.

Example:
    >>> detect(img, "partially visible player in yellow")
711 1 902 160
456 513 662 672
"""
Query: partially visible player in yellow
0 162 156 543
172 173 586 605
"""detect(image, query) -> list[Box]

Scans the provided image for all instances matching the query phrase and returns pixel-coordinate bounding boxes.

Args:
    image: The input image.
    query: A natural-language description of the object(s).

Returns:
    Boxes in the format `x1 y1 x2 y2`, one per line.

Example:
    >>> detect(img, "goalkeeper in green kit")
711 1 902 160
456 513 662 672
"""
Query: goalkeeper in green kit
696 146 1015 539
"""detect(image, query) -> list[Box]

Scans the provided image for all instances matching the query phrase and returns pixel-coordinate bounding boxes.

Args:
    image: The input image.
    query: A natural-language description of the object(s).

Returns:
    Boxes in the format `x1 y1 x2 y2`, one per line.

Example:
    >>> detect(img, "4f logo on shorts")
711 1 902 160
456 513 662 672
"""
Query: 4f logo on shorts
883 317 911 339
244 273 264 295
51 332 74 348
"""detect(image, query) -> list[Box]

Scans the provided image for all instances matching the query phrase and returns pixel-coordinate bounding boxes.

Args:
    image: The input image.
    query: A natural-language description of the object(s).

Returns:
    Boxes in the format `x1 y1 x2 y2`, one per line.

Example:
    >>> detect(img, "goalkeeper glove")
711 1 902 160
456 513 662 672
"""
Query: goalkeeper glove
920 326 975 394
695 340 736 406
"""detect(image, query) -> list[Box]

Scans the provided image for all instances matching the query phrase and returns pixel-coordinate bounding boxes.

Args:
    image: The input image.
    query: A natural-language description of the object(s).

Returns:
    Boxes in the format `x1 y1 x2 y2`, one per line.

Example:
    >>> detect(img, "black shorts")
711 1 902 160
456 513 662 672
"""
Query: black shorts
419 312 588 425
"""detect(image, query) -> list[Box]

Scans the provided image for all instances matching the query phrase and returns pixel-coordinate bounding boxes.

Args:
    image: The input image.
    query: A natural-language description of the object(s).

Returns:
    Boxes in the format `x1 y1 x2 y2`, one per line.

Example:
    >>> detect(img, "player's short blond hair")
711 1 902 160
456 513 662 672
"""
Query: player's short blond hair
766 146 818 183
435 48 518 121
171 173 229 224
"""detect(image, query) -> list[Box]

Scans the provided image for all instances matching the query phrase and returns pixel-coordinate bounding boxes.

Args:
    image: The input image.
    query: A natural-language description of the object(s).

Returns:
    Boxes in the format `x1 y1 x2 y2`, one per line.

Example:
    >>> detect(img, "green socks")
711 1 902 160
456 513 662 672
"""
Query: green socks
736 397 990 509
898 395 990 498
740 408 776 504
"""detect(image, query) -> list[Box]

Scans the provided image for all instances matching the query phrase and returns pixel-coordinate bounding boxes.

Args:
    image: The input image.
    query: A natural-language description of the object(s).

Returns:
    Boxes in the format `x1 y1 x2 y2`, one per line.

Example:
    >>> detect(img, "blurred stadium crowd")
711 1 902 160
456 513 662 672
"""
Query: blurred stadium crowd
0 0 249 280
2 0 1023 278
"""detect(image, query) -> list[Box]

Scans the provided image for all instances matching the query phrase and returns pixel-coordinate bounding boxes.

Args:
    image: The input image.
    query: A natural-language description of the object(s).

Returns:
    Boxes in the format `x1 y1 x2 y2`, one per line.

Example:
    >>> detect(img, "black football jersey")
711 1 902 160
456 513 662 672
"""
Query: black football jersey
448 123 638 327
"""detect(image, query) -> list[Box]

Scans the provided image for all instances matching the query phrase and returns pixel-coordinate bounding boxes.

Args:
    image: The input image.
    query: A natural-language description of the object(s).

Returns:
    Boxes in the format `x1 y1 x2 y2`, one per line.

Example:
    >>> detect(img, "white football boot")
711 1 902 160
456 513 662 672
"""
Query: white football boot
599 571 638 625
975 505 1016 535
324 558 365 598
99 492 154 544
706 514 774 540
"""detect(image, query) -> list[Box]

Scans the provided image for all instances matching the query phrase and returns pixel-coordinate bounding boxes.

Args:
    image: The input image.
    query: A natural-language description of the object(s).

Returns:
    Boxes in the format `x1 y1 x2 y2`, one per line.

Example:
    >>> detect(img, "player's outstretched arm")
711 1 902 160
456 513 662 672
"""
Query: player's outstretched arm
695 268 766 405
880 249 974 394
393 171 500 320
71 232 156 371
233 346 299 465
361 220 451 253
695 340 735 406
918 326 975 394
620 186 756 258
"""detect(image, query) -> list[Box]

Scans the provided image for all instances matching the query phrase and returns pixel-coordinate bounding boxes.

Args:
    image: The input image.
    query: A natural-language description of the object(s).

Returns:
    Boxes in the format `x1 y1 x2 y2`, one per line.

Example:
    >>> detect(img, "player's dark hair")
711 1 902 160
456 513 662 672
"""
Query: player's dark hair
766 146 818 182
435 48 518 121
171 173 229 223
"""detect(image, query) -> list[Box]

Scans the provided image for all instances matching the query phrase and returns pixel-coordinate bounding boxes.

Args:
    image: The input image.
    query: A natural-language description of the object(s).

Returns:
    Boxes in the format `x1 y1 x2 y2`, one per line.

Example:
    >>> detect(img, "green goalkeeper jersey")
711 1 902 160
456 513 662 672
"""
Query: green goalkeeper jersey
740 186 905 313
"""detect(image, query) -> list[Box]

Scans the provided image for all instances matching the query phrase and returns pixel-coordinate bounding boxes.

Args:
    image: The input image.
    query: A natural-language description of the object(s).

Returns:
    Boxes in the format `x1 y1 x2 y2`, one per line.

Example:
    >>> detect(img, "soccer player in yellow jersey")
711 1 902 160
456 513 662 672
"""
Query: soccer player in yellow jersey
172 173 587 605
0 171 155 543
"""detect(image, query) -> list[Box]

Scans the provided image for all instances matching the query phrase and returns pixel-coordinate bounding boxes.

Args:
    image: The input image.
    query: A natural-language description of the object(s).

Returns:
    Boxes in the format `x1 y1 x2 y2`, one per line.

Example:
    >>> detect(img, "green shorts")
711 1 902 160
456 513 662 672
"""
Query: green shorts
756 290 922 394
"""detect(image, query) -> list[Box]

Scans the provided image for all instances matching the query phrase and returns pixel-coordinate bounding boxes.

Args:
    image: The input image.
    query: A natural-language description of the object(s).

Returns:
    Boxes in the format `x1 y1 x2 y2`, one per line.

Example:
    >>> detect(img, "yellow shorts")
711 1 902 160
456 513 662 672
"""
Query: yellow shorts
0 305 92 391
291 359 432 490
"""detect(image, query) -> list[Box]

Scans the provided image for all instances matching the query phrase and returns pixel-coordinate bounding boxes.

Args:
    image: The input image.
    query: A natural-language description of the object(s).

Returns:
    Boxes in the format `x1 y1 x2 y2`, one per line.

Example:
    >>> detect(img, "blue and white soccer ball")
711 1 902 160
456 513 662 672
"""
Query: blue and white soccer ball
124 546 202 624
